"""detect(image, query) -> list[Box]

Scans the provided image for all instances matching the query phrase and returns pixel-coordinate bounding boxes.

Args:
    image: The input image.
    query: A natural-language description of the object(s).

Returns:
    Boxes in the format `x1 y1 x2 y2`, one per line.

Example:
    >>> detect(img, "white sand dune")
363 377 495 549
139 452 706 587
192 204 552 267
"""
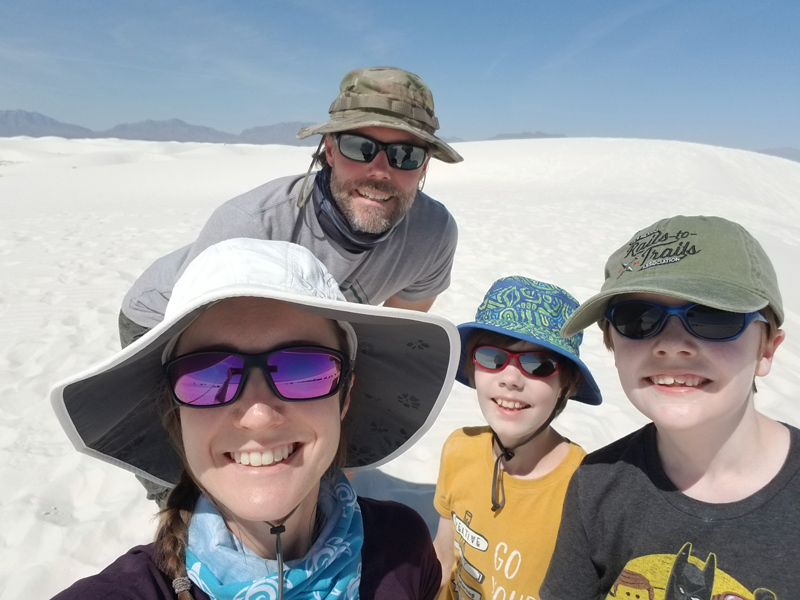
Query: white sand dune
1 136 799 598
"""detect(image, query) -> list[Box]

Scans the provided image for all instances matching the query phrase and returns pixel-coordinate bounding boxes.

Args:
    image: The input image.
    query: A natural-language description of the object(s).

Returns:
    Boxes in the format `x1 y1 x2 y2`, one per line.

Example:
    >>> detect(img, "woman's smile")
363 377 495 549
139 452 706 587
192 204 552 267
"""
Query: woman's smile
231 443 297 466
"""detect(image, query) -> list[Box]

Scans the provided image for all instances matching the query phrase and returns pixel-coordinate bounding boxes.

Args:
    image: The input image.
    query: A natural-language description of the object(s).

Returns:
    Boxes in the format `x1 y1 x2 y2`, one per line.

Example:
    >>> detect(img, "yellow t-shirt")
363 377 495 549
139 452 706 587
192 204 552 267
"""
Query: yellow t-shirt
434 426 585 600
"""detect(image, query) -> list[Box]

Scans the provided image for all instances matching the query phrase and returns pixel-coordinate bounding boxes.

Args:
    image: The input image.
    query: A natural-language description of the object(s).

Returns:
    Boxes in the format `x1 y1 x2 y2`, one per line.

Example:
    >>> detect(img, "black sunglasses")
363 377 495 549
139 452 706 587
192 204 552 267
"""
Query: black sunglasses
334 133 428 170
605 301 767 342
165 345 350 407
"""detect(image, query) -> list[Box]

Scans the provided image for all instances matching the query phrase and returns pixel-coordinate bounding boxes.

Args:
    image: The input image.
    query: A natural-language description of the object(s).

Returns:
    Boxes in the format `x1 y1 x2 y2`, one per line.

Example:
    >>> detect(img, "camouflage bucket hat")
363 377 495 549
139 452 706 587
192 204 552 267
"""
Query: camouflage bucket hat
456 276 602 405
562 215 784 337
297 66 463 164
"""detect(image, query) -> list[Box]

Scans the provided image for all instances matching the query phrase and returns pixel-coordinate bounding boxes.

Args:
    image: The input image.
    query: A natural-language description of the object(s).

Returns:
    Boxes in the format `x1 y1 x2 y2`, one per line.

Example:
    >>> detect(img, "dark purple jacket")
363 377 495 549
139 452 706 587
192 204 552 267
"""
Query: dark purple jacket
52 497 441 600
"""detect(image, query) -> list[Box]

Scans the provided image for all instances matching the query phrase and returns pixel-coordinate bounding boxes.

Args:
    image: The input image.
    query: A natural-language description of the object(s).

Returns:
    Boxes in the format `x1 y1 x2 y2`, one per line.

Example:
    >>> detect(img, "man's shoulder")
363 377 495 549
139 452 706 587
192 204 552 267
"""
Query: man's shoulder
406 190 455 225
224 173 305 214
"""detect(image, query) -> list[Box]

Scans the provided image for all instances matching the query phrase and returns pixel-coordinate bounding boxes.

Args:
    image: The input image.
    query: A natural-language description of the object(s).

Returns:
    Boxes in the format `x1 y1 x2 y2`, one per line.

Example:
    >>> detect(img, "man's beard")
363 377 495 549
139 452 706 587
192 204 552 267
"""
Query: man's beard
329 171 416 234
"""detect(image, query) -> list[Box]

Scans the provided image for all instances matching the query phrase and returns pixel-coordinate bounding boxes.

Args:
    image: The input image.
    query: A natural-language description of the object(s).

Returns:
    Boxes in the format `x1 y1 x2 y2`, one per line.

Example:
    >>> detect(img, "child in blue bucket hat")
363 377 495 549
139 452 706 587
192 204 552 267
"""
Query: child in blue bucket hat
432 276 602 600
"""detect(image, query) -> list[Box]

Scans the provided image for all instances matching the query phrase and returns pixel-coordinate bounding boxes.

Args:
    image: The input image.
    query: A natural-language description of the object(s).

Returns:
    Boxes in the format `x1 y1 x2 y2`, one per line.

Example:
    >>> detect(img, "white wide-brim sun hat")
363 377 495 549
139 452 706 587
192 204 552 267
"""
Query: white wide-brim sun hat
50 239 459 488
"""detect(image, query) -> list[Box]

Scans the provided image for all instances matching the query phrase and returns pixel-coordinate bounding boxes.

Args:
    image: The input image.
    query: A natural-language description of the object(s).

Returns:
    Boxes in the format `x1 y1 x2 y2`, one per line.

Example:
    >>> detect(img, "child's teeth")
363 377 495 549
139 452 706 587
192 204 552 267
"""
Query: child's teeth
653 375 703 386
496 399 526 410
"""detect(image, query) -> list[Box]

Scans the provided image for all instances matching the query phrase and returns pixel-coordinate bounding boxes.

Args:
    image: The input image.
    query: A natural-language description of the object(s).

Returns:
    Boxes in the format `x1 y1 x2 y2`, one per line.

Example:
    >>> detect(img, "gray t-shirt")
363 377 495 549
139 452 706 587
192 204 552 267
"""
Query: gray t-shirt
122 173 458 329
541 423 800 600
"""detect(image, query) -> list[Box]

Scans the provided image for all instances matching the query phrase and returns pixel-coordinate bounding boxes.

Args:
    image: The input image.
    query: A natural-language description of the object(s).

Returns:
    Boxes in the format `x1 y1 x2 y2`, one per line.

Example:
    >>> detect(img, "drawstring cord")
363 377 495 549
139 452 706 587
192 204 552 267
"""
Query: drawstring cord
489 396 566 512
265 503 302 600
297 139 325 207
491 433 515 511
268 523 287 600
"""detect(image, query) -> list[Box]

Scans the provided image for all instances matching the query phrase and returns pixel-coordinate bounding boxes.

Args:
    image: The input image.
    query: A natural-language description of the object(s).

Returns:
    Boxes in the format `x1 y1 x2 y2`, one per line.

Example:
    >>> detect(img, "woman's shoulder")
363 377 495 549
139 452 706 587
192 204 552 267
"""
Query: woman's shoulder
358 496 430 539
50 544 193 600
357 497 441 599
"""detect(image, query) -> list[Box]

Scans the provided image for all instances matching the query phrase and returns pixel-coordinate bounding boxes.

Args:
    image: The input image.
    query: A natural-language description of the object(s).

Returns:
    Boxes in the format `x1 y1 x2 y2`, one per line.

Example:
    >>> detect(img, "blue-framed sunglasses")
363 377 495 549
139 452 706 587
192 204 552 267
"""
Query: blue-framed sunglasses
334 133 428 170
605 301 767 342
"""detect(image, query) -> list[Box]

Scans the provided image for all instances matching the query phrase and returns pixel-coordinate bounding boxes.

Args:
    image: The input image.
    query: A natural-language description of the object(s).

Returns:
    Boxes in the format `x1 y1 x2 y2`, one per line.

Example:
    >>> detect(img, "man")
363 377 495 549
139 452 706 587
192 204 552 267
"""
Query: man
119 65 463 347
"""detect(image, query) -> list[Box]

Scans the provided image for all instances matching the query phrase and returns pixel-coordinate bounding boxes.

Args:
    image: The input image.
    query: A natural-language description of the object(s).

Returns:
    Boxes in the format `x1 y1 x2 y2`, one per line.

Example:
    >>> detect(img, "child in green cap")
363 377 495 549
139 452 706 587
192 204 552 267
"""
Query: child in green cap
541 215 797 599
433 276 602 600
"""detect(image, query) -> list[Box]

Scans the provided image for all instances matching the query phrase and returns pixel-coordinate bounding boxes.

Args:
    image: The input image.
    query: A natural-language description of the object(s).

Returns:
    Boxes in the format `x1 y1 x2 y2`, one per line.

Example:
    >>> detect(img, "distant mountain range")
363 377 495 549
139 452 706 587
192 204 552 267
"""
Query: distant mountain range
0 110 318 146
0 110 569 147
1 110 797 163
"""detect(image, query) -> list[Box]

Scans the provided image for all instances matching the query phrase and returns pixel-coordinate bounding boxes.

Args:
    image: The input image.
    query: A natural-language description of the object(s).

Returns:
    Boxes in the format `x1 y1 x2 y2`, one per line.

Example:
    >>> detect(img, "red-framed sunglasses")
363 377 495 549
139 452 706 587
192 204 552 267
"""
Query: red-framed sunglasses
472 346 560 378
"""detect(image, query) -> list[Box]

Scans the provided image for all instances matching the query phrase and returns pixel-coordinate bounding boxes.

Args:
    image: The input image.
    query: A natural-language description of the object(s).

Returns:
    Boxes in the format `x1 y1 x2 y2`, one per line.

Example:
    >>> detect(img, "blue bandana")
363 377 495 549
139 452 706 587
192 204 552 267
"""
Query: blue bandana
185 471 363 599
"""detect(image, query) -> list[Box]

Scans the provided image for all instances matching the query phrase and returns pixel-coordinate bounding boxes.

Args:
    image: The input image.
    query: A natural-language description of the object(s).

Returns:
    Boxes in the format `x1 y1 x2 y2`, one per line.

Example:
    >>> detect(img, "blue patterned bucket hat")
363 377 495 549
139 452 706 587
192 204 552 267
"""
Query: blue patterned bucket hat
457 276 602 405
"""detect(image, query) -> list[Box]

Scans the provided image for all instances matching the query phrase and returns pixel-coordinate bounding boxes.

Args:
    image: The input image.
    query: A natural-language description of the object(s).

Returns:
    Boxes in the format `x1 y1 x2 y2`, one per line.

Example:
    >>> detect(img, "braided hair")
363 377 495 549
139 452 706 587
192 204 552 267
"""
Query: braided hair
150 382 199 599
154 470 200 600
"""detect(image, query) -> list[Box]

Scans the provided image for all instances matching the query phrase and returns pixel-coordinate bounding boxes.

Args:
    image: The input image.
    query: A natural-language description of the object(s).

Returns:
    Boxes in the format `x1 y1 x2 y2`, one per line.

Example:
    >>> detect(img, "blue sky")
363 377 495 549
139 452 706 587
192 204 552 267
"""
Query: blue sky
1 0 798 150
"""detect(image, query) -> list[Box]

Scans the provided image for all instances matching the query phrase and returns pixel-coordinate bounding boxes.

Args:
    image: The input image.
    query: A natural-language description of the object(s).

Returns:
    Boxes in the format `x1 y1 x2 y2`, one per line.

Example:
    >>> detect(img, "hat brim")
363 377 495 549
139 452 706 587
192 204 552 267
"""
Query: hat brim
562 275 773 338
51 288 459 487
297 114 463 164
455 322 602 406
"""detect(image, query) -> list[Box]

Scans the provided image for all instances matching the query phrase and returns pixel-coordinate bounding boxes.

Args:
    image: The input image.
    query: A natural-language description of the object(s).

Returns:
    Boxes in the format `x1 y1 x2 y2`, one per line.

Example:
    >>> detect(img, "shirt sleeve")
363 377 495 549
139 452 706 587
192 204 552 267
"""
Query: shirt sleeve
120 181 288 329
181 196 270 270
433 431 458 518
392 210 458 302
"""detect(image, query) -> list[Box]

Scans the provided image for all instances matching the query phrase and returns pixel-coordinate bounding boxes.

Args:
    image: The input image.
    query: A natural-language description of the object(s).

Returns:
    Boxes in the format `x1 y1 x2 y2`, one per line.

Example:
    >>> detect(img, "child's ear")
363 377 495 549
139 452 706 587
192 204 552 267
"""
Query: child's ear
756 329 785 377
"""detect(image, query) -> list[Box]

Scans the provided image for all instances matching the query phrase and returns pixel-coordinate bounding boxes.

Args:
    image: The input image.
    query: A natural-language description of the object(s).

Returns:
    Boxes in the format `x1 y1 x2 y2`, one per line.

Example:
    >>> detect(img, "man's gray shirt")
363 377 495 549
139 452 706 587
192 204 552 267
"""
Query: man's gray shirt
122 173 458 329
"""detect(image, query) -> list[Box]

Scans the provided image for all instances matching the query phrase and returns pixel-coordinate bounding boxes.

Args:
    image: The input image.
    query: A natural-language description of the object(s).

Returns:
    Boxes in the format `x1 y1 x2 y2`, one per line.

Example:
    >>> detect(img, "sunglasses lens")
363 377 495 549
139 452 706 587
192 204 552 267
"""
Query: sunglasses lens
386 144 427 170
337 134 378 163
610 301 753 341
268 348 343 400
518 353 559 377
610 302 665 339
685 305 746 340
337 134 427 170
168 349 344 405
473 346 509 370
473 346 559 378
169 353 245 406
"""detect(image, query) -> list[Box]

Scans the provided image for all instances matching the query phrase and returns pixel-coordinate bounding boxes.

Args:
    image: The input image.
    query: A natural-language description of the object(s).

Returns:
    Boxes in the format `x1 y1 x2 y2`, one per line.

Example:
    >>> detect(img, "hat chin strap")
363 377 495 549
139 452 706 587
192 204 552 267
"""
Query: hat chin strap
489 395 566 512
264 502 304 600
297 138 325 208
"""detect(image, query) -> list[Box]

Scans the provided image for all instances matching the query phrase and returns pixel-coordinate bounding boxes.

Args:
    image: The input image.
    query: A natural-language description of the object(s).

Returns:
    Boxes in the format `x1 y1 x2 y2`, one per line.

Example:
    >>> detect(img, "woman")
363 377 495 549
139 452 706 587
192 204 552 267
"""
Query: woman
50 239 459 600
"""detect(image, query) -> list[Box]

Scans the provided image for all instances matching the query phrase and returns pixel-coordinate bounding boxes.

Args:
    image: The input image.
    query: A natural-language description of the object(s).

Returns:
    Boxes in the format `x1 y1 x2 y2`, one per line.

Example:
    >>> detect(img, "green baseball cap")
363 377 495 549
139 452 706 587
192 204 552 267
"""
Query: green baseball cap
562 215 784 337
297 66 463 164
